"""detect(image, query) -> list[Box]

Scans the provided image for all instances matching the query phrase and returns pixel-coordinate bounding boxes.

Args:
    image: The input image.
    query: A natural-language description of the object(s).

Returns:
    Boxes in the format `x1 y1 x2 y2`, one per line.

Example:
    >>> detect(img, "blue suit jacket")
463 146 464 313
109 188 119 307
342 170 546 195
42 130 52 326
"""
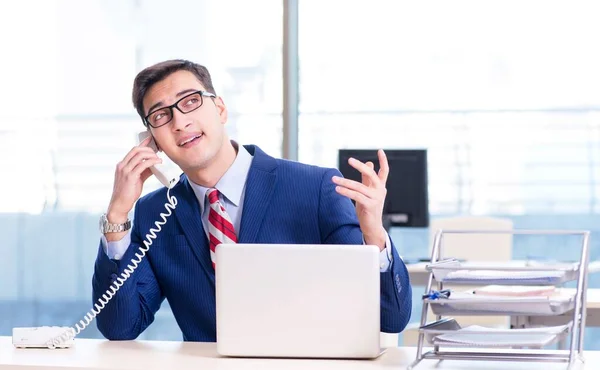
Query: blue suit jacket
93 145 412 341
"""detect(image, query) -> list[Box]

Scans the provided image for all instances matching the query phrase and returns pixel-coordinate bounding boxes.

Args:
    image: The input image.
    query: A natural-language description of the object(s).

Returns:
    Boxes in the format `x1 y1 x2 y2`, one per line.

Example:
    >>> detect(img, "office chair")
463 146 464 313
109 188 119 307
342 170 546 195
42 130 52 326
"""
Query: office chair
402 216 514 346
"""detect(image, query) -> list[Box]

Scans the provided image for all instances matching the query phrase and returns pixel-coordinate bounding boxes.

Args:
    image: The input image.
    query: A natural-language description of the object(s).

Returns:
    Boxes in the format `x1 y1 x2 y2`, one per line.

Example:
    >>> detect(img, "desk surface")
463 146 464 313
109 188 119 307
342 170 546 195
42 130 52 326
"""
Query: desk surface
563 288 600 309
0 337 595 370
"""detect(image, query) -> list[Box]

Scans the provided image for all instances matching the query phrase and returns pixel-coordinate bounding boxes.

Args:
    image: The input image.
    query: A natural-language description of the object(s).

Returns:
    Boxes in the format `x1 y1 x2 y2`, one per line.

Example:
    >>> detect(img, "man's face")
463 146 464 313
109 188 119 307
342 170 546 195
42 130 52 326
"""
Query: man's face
142 70 228 172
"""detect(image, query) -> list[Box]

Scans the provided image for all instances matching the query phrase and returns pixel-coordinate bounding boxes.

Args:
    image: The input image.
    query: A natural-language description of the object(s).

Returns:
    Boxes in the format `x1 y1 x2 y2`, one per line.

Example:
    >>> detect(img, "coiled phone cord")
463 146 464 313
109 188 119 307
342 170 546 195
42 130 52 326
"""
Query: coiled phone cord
47 180 179 348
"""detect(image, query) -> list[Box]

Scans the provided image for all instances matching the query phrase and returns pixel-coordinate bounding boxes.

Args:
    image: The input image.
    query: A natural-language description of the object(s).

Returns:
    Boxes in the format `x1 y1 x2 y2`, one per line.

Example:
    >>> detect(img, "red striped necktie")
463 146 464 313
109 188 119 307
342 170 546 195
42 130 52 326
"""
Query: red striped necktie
207 188 237 268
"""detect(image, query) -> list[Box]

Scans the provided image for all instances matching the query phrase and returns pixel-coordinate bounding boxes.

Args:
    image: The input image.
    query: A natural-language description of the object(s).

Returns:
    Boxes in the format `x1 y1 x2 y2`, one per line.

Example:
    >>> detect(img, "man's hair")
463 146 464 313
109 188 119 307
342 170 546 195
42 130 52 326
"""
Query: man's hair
132 59 217 120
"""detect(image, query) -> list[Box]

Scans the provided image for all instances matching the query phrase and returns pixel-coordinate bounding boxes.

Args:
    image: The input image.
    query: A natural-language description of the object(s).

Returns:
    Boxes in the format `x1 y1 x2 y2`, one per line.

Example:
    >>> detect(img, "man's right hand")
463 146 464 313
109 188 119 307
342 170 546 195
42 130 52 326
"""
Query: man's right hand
105 135 162 241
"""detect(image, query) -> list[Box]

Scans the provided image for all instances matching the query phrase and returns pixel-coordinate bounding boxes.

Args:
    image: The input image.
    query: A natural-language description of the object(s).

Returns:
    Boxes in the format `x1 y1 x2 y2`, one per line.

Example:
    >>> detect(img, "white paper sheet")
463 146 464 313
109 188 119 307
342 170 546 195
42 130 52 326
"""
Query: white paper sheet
433 325 569 347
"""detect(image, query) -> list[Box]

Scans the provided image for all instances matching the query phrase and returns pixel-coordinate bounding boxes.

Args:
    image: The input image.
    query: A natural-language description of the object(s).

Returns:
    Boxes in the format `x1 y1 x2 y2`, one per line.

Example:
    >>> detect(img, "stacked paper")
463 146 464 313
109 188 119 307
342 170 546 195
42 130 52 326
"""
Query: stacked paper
473 285 556 297
439 269 565 285
433 325 569 347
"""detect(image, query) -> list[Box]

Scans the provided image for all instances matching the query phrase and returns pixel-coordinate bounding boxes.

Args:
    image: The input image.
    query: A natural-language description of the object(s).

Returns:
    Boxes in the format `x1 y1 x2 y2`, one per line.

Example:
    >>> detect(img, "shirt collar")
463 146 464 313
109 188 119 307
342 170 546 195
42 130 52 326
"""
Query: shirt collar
188 141 254 212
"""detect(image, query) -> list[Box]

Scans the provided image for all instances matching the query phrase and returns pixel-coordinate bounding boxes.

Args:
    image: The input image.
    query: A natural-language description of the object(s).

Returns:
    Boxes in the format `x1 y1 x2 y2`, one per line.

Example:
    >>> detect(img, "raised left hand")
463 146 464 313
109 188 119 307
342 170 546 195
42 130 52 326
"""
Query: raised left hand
332 149 389 251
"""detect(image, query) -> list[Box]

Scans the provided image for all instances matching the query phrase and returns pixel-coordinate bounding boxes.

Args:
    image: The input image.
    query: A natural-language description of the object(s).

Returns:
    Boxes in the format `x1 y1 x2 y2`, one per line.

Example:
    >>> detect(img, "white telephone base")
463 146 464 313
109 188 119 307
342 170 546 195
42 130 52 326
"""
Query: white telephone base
12 327 74 349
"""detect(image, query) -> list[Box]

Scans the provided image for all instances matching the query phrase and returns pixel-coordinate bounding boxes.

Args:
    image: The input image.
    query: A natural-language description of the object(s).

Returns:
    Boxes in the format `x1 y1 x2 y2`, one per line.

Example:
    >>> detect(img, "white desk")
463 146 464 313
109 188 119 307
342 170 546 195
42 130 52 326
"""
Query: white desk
0 337 596 370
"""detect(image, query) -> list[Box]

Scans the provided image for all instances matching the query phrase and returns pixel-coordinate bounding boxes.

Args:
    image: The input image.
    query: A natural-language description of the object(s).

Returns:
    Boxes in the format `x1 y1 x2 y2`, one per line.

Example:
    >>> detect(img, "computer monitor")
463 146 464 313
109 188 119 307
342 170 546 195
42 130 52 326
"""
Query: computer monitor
338 149 429 228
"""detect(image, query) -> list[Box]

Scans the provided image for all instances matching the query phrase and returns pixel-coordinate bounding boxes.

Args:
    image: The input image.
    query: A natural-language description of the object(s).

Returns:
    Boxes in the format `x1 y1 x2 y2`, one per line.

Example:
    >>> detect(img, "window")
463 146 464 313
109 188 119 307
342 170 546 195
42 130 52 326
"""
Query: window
298 0 600 215
0 0 283 214
0 0 282 340
298 0 600 347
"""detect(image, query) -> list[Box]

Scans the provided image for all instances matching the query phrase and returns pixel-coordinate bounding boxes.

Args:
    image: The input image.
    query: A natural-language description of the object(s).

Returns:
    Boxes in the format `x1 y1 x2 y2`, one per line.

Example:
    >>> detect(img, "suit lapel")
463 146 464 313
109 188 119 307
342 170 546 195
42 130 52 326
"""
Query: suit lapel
238 145 278 243
172 176 214 282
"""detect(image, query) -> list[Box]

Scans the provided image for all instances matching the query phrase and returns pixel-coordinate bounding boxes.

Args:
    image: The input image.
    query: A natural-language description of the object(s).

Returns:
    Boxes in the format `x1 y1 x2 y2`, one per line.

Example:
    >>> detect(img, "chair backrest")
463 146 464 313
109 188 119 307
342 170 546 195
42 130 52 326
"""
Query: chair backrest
428 216 514 262
398 216 516 347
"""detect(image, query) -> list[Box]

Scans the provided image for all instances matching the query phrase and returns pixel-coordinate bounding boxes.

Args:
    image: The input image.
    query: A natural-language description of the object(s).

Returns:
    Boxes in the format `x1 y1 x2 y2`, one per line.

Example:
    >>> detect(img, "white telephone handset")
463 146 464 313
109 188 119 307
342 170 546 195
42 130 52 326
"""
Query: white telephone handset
12 132 180 349
137 131 181 188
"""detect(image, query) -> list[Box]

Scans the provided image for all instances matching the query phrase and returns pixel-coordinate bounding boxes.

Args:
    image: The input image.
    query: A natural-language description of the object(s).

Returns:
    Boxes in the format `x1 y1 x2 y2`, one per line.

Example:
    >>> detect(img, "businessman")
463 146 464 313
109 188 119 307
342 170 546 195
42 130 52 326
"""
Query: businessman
94 59 412 341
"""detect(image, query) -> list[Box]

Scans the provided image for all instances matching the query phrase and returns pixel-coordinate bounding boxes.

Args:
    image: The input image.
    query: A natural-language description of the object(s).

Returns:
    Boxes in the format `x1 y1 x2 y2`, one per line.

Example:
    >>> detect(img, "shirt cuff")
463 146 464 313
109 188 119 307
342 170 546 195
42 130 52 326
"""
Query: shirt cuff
379 232 393 272
363 232 393 272
101 231 132 260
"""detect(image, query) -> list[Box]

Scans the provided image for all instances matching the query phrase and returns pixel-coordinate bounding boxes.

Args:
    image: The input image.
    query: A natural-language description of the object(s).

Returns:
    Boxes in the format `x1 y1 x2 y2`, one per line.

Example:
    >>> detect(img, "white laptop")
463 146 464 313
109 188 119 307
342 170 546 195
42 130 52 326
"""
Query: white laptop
215 243 384 359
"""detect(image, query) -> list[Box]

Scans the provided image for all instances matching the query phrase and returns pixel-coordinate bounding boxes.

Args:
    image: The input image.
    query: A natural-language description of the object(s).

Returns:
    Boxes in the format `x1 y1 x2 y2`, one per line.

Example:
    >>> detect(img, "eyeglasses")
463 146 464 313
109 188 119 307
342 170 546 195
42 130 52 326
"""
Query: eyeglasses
143 90 216 128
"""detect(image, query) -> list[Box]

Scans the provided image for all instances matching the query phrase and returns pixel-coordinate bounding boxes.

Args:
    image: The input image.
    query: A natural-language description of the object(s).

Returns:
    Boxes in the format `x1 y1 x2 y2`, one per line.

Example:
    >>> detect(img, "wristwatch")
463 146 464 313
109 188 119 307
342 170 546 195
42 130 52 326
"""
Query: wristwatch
99 213 132 233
